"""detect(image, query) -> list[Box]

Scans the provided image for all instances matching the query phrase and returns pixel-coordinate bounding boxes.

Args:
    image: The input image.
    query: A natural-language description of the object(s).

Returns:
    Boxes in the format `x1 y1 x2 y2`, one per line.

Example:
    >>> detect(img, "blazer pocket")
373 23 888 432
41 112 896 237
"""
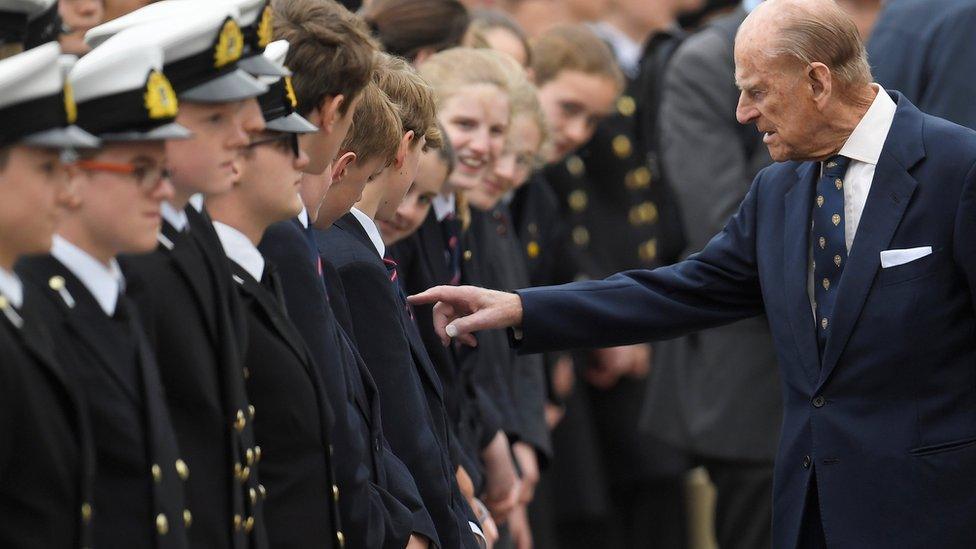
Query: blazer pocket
909 435 976 457
876 247 946 287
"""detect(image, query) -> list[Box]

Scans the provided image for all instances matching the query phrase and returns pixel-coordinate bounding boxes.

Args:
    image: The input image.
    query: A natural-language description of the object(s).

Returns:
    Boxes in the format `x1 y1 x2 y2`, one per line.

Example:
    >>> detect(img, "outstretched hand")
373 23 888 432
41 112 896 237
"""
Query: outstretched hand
408 285 524 347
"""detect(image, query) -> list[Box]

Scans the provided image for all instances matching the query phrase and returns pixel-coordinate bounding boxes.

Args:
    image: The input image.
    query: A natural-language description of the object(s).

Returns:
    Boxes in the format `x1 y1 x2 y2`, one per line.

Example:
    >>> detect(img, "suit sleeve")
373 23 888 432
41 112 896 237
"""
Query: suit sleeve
516 172 767 353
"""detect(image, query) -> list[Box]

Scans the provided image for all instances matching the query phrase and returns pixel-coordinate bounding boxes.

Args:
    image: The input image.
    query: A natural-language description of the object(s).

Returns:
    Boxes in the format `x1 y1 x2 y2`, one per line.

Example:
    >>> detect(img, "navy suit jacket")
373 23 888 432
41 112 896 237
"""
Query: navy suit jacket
867 0 976 131
516 93 976 548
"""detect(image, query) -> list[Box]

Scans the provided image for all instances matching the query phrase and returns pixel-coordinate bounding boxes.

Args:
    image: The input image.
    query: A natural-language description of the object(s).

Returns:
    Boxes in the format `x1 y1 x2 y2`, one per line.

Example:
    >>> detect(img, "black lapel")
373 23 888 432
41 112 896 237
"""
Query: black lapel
231 262 311 368
335 213 377 253
418 211 452 285
161 220 220 340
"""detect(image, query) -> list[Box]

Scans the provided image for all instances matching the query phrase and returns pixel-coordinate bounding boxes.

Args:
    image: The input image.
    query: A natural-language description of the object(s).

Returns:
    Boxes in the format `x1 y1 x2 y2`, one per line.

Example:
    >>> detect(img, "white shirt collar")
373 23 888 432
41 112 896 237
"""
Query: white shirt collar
350 207 386 258
297 206 310 229
51 235 124 316
432 193 456 222
590 22 643 78
212 221 265 282
188 193 205 212
838 85 897 166
0 267 24 309
161 201 189 233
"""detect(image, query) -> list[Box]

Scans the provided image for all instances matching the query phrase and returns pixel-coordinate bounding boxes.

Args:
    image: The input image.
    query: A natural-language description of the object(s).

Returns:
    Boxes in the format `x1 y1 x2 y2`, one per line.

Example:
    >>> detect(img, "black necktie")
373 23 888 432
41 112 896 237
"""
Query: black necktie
440 213 462 285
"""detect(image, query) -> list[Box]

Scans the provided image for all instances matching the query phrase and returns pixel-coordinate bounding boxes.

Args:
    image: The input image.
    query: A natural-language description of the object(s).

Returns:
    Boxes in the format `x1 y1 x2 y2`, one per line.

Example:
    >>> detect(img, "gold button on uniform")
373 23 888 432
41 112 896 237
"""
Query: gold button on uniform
248 404 256 420
81 502 93 523
332 484 340 502
337 531 346 547
250 488 258 506
463 250 473 261
565 155 584 177
628 202 659 226
638 240 658 263
254 445 262 463
183 509 193 527
568 189 588 212
572 226 590 247
156 513 169 535
48 276 65 290
245 516 255 533
235 409 246 432
625 167 651 190
240 466 250 483
233 514 243 531
243 367 251 380
612 135 632 158
151 464 162 483
258 484 268 499
175 459 189 481
526 241 540 259
616 95 636 117
245 448 254 466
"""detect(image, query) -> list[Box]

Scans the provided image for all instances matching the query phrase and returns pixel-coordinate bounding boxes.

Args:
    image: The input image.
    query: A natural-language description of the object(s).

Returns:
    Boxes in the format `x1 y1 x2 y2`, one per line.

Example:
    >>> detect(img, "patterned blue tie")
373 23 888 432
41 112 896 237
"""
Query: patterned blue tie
812 154 852 355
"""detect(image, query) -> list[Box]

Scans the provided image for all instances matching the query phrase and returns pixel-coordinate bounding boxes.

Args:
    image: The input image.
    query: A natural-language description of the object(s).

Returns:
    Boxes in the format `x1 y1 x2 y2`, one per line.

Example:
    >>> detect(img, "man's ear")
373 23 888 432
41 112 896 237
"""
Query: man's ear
807 62 833 108
394 130 415 170
331 151 356 183
317 94 346 133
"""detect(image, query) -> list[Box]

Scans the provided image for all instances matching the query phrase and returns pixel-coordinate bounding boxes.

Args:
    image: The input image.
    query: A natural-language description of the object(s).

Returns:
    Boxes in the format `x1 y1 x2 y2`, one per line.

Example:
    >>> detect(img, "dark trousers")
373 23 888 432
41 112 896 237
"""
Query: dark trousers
700 457 774 549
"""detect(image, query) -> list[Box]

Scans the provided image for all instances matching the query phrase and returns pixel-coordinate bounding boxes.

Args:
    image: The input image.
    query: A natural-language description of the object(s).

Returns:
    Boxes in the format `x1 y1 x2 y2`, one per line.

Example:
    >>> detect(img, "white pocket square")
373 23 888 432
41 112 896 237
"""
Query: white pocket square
880 246 933 268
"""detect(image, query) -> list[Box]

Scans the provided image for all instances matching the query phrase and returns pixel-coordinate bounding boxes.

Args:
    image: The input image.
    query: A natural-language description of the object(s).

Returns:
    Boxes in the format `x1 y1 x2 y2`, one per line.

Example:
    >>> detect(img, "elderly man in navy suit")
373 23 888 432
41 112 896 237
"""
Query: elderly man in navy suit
411 0 976 547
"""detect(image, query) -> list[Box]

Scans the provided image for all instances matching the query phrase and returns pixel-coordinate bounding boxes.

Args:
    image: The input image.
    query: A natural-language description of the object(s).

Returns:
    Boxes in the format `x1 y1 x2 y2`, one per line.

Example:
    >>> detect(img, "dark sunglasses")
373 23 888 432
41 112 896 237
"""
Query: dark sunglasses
247 132 300 158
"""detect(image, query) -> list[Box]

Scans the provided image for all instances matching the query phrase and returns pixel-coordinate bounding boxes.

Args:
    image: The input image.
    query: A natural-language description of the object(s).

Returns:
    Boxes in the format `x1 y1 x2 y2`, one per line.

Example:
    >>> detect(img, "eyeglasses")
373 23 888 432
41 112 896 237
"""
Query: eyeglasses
76 160 169 192
247 132 300 158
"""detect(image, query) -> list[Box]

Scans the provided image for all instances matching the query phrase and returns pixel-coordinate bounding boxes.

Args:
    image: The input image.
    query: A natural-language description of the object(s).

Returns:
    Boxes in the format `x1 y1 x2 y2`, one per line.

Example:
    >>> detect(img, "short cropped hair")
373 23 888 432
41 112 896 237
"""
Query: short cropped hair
272 0 378 116
373 52 442 150
338 81 402 167
364 0 469 62
761 0 872 89
530 25 623 90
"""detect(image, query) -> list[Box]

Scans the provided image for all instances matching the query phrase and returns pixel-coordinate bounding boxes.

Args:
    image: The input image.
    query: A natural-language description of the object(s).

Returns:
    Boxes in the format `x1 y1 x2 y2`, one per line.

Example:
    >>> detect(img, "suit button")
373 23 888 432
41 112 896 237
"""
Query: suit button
248 404 256 420
183 509 193 527
337 530 346 547
246 448 255 466
802 455 812 469
812 396 826 408
233 514 243 531
258 484 268 500
156 513 169 535
250 488 258 506
151 463 162 483
235 409 246 432
332 484 340 502
244 516 255 533
240 466 251 483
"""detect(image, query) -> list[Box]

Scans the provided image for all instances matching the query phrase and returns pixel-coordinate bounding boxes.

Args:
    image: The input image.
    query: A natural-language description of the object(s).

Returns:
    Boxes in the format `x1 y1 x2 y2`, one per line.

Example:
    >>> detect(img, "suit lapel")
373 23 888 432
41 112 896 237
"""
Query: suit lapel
818 97 924 387
232 263 310 368
163 221 220 340
783 163 822 386
419 212 452 285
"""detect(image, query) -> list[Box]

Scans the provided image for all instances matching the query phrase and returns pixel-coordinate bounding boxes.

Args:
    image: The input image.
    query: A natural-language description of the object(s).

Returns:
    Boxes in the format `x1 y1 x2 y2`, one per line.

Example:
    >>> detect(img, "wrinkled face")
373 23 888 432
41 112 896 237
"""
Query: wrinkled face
241 132 308 226
439 84 509 192
470 114 543 210
167 99 260 199
71 142 174 256
320 155 385 227
378 150 450 246
376 135 427 222
734 39 823 162
0 146 73 259
536 70 618 162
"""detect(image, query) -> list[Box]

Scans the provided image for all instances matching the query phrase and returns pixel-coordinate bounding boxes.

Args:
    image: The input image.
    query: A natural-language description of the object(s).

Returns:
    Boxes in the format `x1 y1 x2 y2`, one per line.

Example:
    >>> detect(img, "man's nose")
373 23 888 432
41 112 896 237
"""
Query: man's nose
736 92 758 125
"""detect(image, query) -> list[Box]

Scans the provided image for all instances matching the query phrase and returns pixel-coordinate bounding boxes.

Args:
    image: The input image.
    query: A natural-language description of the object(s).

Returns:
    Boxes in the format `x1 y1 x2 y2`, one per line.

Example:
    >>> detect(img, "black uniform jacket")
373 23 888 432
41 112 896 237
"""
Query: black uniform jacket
0 282 94 549
229 258 342 549
259 218 428 548
19 255 189 549
317 212 481 549
121 218 265 549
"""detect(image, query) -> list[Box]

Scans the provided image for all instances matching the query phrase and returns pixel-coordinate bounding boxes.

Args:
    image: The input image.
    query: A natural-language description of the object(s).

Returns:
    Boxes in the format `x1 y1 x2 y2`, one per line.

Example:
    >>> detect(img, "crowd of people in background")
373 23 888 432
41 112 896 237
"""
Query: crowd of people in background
1 0 974 548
